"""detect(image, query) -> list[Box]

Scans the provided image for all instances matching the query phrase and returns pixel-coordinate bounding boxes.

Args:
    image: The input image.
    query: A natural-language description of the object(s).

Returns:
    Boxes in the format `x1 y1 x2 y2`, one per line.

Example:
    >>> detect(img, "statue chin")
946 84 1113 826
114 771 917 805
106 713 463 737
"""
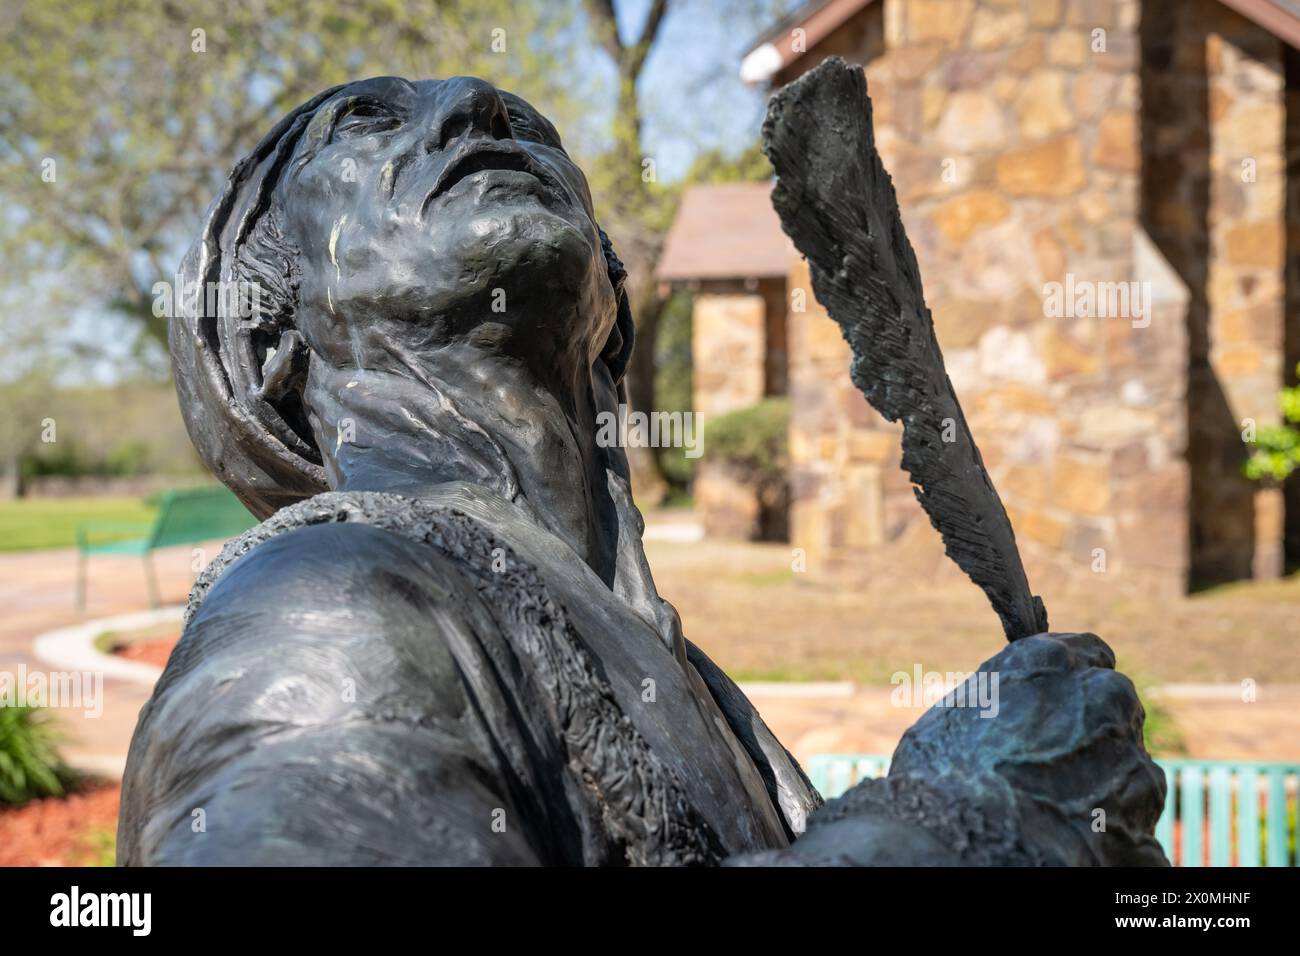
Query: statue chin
310 209 603 345
430 199 603 303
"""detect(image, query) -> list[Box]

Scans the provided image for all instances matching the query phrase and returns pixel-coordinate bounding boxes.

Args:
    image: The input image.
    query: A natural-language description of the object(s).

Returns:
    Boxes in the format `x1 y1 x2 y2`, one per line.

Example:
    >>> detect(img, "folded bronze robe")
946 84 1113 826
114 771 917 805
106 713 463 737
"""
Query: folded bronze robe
117 484 820 865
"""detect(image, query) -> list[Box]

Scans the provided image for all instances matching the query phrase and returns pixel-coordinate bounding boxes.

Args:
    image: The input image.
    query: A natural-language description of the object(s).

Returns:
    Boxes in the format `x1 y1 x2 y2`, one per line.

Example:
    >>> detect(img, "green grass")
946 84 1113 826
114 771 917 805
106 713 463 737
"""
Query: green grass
1122 669 1189 758
1190 568 1300 602
0 496 156 552
725 569 796 587
74 827 117 867
1140 693 1188 758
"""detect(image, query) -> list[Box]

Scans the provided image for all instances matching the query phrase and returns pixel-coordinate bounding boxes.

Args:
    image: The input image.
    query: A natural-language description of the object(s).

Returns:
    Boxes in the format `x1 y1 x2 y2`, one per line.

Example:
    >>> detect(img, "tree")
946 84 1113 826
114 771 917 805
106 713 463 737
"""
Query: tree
578 1 783 498
0 0 581 354
1 0 782 499
1243 366 1300 482
579 0 677 500
0 298 63 497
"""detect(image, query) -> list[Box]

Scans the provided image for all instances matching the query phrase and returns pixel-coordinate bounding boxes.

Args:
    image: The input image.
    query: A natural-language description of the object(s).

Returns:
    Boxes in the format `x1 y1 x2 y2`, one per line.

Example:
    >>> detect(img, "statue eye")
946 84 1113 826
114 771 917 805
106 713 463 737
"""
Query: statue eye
333 102 401 140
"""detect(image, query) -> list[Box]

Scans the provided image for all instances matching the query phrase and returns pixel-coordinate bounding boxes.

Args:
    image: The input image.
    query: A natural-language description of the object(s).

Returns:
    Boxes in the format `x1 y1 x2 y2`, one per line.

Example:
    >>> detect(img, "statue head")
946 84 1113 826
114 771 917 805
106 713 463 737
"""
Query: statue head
172 76 635 519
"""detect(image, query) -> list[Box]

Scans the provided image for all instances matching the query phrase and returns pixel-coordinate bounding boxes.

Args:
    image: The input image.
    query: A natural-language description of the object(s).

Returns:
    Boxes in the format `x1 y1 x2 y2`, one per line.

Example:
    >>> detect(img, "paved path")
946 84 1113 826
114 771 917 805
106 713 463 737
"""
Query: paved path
0 544 212 777
2 535 1297 782
742 683 1300 764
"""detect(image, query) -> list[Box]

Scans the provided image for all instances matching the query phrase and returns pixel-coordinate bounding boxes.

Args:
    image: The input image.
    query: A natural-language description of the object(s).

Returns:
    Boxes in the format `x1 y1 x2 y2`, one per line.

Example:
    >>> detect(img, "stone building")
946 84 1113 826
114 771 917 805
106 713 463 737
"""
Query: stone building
657 183 796 539
660 0 1300 596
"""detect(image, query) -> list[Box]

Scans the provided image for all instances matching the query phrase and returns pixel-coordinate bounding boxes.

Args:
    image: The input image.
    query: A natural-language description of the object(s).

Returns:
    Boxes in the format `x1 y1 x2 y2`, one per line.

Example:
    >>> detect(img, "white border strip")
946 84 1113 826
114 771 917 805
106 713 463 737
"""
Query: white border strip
32 607 182 685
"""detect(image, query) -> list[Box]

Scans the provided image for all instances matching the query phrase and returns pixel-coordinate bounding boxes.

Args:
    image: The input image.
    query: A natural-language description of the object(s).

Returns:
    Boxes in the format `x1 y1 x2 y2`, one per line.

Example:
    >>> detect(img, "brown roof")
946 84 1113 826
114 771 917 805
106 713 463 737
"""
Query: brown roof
741 0 877 84
656 182 796 281
1220 0 1300 49
741 0 1299 87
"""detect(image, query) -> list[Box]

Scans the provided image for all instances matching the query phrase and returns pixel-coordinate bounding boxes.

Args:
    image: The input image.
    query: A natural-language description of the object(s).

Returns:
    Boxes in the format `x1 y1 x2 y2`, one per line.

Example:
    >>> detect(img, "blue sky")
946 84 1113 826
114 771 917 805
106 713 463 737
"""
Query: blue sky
614 0 791 180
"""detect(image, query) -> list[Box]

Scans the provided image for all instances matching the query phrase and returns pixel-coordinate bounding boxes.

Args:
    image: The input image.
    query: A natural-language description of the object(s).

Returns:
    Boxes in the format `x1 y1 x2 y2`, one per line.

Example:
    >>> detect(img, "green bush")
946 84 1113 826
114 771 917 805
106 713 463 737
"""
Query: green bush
22 442 96 479
23 438 157 479
654 290 695 490
105 440 154 476
1243 364 1300 481
0 705 68 805
703 397 790 487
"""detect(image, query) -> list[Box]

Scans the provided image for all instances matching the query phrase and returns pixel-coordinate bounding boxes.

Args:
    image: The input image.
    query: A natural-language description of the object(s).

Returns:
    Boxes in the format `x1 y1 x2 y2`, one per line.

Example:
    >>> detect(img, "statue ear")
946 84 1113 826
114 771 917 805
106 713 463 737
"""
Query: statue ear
601 290 635 385
255 329 310 404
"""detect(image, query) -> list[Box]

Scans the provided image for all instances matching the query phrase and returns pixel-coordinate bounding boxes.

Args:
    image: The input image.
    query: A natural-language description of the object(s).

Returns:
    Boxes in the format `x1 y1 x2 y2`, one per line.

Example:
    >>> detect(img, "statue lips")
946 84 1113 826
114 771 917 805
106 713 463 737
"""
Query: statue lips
419 140 562 219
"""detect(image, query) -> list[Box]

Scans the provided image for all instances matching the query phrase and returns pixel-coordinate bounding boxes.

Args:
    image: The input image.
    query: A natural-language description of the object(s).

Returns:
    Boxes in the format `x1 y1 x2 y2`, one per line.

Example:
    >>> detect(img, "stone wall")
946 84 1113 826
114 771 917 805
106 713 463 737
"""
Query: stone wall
1142 0 1290 584
1206 7 1288 580
691 278 790 540
692 286 768 419
1286 44 1300 561
786 0 1198 597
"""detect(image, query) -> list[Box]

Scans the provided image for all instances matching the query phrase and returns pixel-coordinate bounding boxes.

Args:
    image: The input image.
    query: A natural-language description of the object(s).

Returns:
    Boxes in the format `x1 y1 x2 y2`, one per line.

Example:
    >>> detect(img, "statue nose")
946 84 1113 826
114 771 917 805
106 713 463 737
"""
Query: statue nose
427 77 513 151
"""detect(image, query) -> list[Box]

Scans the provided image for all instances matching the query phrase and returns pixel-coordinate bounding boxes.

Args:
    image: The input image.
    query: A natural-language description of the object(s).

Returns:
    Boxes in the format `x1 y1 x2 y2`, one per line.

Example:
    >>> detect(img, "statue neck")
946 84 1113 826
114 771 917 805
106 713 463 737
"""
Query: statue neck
303 344 620 584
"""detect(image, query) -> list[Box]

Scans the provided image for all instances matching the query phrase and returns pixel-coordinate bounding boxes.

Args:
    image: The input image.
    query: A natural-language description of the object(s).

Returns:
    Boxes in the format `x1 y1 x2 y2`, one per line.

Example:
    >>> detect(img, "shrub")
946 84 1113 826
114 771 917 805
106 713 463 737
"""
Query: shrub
0 705 68 805
654 290 696 490
703 397 790 487
22 442 95 479
23 438 156 479
105 440 154 476
1243 364 1300 481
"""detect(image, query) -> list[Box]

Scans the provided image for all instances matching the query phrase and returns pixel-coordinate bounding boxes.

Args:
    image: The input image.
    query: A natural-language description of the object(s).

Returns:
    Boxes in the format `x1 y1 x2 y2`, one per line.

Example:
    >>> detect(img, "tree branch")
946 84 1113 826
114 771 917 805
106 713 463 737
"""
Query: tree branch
583 0 623 59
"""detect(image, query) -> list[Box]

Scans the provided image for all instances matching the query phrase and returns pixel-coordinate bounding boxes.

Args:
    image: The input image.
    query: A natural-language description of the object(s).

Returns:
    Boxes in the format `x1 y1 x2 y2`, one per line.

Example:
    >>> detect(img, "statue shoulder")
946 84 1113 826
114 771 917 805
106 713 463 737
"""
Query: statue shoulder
172 519 487 685
121 514 538 864
201 518 465 612
116 496 548 863
185 490 493 621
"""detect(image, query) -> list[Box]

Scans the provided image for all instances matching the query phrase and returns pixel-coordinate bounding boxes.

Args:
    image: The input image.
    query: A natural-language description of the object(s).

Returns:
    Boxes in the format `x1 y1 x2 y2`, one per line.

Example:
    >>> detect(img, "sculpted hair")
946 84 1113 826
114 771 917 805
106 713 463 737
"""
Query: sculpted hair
227 196 318 454
234 199 299 340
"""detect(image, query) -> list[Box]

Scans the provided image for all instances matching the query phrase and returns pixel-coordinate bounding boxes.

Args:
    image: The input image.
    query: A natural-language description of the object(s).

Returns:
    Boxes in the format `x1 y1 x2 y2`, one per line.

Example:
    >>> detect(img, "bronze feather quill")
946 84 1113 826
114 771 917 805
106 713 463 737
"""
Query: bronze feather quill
762 57 1048 641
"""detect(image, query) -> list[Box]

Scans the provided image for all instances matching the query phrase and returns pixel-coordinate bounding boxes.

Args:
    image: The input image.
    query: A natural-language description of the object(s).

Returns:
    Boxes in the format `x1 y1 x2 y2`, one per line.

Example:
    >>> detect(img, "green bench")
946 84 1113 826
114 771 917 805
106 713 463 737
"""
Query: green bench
805 753 1299 867
76 486 256 610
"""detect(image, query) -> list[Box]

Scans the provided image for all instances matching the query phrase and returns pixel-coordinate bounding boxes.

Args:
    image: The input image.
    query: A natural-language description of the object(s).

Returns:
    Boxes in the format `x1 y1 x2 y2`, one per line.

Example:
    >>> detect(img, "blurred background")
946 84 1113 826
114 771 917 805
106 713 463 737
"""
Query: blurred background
1 0 1296 866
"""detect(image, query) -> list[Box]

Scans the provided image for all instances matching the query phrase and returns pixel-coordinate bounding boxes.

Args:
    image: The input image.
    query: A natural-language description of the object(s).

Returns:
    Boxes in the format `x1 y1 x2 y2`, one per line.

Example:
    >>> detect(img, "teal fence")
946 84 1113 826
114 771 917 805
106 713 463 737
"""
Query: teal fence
805 754 1299 867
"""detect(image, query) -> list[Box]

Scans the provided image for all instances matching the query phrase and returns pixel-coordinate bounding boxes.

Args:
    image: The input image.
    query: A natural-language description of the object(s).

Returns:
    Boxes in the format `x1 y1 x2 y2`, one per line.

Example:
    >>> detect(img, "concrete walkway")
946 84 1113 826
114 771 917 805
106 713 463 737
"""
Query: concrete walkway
3 538 1297 782
741 682 1300 764
0 545 210 778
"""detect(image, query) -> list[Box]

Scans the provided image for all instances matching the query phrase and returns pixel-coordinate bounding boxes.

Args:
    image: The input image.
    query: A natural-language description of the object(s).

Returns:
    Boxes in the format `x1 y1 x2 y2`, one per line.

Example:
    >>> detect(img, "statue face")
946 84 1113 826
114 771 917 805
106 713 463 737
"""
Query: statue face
276 76 618 390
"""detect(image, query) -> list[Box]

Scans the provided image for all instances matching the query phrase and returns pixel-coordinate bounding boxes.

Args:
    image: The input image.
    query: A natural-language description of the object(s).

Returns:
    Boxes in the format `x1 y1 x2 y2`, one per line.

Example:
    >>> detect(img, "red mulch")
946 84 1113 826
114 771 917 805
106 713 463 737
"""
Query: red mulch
0 781 120 866
0 634 176 866
111 637 178 669
0 634 177 866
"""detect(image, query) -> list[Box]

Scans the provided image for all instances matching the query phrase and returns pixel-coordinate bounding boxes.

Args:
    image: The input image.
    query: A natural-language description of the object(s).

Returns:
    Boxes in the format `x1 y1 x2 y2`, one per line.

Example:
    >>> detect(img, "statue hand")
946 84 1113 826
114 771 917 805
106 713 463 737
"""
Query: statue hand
883 631 1168 865
729 633 1168 866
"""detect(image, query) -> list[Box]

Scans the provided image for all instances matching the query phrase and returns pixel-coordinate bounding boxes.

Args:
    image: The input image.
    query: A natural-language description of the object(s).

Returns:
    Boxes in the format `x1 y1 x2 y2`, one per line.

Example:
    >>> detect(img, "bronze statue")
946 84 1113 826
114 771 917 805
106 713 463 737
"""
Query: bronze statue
118 63 1167 866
